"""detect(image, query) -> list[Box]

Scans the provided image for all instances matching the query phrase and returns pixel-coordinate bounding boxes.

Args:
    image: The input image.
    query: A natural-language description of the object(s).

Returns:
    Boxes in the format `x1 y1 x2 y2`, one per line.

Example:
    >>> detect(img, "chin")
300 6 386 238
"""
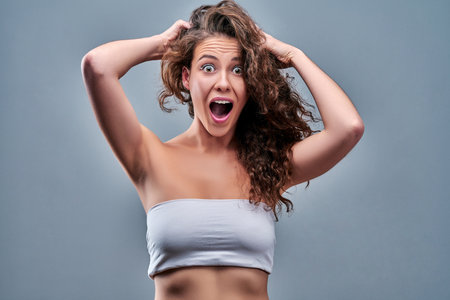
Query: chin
207 125 233 138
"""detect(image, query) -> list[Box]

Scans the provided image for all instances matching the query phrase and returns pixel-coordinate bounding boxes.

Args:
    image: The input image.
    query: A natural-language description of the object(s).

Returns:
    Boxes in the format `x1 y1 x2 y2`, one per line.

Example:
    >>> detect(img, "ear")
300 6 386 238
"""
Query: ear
182 66 190 90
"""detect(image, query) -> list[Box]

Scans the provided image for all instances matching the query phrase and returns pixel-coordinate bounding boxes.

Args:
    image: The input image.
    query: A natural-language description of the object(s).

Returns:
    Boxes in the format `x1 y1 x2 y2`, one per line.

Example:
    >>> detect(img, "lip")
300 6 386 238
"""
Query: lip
209 97 235 106
209 97 234 124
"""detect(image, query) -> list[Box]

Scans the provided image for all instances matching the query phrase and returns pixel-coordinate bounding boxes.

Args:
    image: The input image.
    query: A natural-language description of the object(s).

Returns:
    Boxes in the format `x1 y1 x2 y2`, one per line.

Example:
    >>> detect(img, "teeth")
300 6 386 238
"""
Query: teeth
213 100 231 104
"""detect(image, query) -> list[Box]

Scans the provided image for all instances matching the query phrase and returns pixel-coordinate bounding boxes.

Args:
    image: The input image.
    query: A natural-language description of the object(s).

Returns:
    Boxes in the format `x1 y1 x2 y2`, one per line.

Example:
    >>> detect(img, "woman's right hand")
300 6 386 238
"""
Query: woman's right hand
262 31 299 69
158 19 191 57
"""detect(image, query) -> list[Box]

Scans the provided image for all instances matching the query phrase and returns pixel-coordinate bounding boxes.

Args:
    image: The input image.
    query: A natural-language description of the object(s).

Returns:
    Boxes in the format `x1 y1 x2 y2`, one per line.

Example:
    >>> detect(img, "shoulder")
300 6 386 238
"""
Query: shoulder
139 126 190 173
132 124 167 183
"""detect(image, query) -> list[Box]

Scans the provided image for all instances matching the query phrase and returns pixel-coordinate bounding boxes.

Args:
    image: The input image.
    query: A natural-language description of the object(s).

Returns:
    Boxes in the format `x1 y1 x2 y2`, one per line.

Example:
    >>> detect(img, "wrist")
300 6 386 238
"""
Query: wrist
145 35 167 61
290 47 303 58
155 34 169 52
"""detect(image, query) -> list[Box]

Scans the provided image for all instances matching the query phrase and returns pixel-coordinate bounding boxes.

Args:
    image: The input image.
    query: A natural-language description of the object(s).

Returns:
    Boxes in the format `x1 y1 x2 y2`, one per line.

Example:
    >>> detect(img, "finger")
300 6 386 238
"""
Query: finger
175 19 191 30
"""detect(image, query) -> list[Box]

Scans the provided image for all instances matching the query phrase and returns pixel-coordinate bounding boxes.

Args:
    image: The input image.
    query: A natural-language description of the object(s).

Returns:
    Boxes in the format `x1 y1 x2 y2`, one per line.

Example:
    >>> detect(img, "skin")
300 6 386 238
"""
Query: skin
81 18 364 300
180 35 249 150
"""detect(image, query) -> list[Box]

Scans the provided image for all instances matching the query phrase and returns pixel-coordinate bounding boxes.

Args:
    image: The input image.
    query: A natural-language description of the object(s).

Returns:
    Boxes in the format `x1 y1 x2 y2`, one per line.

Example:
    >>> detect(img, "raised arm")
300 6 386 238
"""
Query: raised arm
263 33 364 187
81 20 190 183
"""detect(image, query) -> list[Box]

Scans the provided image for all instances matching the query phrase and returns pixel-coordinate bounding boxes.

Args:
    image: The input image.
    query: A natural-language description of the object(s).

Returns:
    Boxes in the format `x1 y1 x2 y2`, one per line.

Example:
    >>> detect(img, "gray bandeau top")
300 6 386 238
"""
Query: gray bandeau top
146 198 276 279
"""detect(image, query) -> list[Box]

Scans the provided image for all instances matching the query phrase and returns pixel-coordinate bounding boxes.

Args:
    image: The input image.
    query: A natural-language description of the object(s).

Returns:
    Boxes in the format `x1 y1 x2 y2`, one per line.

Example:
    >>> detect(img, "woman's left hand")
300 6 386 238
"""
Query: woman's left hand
262 32 299 68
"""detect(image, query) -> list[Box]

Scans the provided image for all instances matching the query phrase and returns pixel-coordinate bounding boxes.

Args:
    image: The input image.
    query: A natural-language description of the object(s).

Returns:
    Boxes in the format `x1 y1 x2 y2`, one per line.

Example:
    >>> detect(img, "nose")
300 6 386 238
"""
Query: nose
214 70 231 92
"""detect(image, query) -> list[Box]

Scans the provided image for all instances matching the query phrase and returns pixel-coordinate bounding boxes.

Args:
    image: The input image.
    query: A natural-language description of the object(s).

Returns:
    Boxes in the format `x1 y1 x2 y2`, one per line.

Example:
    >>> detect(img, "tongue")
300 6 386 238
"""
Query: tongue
210 102 230 118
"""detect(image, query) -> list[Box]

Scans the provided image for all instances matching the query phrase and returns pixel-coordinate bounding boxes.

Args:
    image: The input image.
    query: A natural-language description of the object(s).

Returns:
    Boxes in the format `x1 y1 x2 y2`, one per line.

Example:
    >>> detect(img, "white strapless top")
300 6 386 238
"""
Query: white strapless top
146 199 276 279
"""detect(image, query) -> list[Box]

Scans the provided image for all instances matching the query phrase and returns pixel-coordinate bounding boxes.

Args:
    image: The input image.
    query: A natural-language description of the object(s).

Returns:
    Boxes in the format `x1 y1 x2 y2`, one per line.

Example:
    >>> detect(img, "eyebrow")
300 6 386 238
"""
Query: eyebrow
197 54 241 62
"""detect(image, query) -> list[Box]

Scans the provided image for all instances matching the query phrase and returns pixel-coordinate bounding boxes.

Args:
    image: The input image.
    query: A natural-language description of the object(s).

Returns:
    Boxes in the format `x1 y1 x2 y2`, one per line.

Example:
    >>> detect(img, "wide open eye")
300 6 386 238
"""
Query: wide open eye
232 65 243 75
201 64 215 73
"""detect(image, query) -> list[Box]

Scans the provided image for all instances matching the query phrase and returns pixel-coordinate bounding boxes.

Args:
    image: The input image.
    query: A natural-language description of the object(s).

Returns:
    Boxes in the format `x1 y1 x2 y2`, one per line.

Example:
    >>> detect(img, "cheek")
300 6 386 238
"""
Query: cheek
235 79 248 98
190 79 211 113
190 77 214 96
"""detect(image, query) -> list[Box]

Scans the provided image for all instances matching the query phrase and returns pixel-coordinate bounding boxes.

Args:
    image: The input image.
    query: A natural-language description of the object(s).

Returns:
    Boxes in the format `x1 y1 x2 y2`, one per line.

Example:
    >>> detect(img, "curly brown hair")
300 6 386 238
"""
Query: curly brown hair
159 0 319 221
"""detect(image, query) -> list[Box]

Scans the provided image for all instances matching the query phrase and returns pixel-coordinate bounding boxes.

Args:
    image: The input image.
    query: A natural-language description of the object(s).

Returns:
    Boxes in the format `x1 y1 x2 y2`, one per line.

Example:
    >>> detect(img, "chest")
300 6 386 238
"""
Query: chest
146 147 251 202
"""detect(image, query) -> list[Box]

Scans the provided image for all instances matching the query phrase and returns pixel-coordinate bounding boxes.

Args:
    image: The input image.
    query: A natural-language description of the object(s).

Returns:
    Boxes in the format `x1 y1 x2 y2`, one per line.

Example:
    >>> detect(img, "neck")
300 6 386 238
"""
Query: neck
184 117 237 153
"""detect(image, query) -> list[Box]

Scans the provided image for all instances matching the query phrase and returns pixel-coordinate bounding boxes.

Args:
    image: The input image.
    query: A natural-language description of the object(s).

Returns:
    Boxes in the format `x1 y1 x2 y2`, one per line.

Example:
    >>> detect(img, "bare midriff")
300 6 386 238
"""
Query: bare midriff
153 266 269 300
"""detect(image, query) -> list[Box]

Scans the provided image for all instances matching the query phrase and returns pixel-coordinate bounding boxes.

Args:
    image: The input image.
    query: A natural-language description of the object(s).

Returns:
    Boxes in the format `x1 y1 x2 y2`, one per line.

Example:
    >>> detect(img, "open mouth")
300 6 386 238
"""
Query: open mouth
209 100 233 121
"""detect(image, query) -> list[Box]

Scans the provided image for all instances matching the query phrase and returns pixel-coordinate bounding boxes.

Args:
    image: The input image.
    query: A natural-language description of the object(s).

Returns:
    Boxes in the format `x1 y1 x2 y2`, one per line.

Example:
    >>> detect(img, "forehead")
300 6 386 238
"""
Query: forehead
193 36 241 60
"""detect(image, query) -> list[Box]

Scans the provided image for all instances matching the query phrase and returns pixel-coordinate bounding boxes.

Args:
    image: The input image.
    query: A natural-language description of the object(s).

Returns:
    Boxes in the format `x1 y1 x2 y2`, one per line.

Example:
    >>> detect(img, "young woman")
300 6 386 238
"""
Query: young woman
81 1 364 299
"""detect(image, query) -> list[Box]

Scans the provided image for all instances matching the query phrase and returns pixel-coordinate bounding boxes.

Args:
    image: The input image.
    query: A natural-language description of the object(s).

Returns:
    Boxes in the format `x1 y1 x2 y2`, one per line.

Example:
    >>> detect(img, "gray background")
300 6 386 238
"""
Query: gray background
1 0 449 299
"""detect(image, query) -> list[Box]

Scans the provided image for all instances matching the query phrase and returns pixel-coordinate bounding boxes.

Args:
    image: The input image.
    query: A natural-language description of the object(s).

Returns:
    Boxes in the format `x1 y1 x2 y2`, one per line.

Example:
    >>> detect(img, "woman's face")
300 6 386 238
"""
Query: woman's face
182 36 248 138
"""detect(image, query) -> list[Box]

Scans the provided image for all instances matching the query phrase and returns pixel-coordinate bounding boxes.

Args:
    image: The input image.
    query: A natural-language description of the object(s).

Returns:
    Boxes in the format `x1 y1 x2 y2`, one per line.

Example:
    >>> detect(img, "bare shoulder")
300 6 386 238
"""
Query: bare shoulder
131 124 165 182
134 130 192 211
138 126 189 179
140 123 163 146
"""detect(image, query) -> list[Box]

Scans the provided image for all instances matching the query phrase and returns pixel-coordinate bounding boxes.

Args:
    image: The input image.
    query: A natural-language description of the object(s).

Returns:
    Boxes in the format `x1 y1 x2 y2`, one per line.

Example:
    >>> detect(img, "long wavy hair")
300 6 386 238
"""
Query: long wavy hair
159 0 319 221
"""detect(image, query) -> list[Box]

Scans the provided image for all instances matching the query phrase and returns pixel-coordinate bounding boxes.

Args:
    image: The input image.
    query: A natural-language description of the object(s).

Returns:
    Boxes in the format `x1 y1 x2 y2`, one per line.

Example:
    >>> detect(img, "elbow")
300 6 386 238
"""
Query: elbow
326 117 365 144
348 117 365 145
81 52 96 78
81 51 107 78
